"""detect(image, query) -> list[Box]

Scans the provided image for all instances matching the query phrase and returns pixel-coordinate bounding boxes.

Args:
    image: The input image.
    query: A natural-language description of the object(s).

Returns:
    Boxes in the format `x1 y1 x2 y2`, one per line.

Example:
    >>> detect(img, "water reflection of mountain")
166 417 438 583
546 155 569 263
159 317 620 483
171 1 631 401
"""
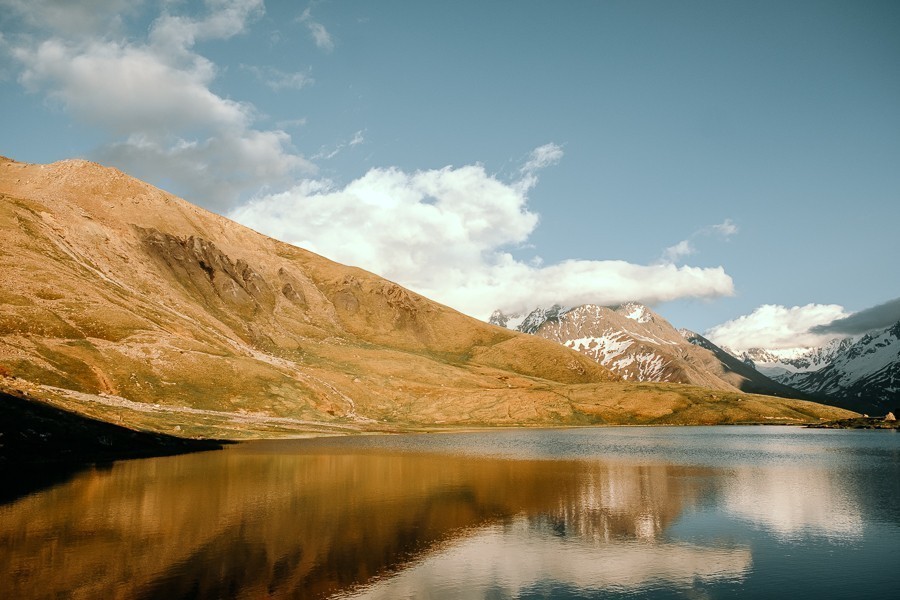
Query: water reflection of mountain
0 444 747 599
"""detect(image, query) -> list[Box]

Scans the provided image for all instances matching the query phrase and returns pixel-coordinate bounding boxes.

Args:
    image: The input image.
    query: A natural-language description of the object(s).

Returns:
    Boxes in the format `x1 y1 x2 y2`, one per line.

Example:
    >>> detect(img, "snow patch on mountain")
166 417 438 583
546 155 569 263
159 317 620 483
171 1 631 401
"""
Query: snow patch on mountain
621 301 652 324
564 333 633 364
613 352 667 381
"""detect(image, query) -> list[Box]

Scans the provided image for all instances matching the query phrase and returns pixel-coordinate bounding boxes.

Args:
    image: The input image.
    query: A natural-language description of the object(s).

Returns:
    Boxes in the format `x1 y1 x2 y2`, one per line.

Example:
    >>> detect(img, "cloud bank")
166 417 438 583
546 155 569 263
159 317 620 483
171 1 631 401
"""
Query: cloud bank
231 153 735 319
810 296 900 335
705 303 850 352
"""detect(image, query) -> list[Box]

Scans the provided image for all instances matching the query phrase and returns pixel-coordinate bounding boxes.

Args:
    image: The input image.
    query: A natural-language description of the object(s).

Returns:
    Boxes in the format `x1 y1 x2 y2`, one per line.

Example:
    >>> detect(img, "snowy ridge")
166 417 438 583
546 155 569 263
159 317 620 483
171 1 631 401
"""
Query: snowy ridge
734 338 856 377
495 304 570 334
490 302 811 397
728 322 900 413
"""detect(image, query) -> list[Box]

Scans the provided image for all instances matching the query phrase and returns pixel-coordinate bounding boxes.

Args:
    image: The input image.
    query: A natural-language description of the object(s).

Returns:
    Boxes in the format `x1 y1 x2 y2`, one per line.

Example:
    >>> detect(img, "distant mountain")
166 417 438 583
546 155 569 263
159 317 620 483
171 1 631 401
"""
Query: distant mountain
0 156 855 442
731 339 856 378
492 303 803 398
727 325 900 414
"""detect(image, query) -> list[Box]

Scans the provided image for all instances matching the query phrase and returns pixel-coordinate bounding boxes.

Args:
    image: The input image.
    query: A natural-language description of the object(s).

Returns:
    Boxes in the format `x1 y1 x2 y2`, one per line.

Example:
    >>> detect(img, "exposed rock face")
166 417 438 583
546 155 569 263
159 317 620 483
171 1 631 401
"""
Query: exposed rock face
141 227 276 319
0 157 856 437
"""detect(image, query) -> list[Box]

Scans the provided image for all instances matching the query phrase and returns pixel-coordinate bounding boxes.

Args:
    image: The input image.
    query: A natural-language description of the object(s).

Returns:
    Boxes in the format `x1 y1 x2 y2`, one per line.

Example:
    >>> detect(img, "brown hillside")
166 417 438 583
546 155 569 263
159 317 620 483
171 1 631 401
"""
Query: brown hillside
0 157 856 438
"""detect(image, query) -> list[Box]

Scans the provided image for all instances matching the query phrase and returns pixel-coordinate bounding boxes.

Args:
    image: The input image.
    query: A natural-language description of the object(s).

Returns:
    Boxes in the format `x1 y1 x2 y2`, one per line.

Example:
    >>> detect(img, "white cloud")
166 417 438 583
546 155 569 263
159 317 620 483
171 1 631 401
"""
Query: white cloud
231 154 735 320
0 0 141 37
659 218 738 265
705 303 850 352
518 142 564 192
16 39 251 133
521 142 564 174
298 7 334 52
311 130 366 160
149 0 263 51
349 129 365 147
711 218 738 238
661 240 695 264
8 0 313 208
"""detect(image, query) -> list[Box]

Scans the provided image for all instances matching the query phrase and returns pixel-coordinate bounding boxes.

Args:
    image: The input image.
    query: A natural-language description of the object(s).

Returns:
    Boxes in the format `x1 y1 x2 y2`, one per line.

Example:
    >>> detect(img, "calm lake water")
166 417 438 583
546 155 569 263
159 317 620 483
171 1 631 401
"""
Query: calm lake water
2 426 898 599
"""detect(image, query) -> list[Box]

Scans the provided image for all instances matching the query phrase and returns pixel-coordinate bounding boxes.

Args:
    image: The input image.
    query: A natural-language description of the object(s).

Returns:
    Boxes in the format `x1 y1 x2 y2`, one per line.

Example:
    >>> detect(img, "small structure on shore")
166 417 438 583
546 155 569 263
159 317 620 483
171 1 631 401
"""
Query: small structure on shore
886 412 896 422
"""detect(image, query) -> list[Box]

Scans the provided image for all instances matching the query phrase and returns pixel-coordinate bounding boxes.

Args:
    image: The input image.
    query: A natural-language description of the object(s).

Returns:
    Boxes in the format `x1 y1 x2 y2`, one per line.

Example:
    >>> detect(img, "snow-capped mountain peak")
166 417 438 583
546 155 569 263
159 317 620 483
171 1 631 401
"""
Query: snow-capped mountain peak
490 303 800 395
723 323 899 413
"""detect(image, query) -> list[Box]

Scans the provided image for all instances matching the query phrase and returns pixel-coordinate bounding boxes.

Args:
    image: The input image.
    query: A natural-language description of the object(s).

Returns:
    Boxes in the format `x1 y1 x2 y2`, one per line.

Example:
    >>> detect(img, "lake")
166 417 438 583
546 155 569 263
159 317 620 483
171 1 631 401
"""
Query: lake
1 426 898 599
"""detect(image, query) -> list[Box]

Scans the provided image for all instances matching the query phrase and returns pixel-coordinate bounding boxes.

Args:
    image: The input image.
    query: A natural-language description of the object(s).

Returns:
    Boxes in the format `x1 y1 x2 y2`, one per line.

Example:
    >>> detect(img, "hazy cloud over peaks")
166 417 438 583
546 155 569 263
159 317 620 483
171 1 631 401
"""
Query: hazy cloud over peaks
705 303 850 352
810 297 900 335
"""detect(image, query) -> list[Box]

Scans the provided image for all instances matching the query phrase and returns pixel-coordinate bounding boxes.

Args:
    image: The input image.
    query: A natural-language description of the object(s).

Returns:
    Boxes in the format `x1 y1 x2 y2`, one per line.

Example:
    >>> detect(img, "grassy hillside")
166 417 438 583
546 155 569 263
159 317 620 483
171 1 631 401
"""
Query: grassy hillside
0 157 857 440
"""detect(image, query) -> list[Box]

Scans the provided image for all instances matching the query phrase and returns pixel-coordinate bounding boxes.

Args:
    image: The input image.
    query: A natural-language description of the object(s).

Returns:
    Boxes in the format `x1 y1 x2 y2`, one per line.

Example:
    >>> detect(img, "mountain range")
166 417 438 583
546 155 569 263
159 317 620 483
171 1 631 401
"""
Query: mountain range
0 156 856 452
726 326 900 414
492 303 898 415
490 303 805 398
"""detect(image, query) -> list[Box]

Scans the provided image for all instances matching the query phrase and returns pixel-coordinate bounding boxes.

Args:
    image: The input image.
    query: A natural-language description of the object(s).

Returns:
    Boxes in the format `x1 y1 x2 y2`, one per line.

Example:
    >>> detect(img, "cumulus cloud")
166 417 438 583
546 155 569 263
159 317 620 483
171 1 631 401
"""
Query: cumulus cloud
16 39 251 133
7 0 312 208
810 297 900 335
660 218 738 265
231 153 735 319
705 303 850 352
298 7 334 52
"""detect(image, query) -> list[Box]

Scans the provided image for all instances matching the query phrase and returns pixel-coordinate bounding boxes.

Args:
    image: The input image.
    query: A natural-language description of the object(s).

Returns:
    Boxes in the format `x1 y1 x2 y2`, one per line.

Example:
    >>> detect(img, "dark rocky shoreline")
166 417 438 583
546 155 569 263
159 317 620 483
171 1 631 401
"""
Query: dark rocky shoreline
0 391 226 467
807 414 899 429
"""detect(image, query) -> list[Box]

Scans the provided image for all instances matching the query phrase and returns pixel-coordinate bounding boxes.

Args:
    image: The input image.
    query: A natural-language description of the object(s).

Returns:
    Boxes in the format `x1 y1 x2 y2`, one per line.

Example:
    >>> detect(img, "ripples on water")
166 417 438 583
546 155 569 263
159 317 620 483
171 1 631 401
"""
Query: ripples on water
1 427 898 599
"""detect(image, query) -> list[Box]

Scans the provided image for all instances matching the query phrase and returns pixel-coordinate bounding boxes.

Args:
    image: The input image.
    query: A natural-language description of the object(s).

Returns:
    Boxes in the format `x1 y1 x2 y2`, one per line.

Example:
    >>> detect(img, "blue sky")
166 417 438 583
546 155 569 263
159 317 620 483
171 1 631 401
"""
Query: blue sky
1 0 898 350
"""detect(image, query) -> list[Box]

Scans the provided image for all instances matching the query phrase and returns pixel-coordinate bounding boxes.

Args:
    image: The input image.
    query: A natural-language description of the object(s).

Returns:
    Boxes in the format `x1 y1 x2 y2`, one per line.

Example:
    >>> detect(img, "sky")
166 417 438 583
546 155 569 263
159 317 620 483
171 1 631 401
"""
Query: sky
1 0 899 352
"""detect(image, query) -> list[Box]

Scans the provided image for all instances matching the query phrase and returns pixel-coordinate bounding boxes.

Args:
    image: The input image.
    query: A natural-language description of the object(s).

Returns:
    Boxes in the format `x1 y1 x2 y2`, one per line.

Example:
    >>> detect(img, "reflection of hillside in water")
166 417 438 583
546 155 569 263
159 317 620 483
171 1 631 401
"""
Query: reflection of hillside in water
3 445 745 598
539 464 702 542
